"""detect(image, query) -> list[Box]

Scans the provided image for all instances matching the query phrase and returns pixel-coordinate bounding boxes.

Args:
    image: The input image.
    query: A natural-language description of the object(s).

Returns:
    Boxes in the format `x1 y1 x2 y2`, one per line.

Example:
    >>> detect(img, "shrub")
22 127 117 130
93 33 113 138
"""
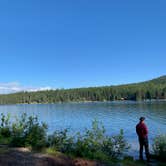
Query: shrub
0 113 47 150
153 134 166 161
0 113 11 138
24 116 47 150
48 128 74 153
10 113 28 147
48 119 129 162
73 120 107 158
0 113 129 162
102 129 129 158
73 120 129 160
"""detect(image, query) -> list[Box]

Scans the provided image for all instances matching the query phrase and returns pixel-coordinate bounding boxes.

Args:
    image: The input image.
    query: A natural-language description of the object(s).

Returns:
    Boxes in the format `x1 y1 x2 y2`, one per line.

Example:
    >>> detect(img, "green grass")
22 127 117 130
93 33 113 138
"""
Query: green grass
0 136 11 145
0 147 9 154
45 147 63 156
122 159 147 166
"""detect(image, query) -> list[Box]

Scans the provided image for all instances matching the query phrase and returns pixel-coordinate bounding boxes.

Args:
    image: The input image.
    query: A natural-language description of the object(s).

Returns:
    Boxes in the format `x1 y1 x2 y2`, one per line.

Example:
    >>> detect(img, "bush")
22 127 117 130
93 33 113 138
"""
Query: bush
24 116 47 150
48 119 129 162
0 113 129 162
102 129 129 158
0 113 47 150
73 120 106 158
10 113 28 147
74 120 129 160
48 128 74 153
0 113 11 138
153 134 166 161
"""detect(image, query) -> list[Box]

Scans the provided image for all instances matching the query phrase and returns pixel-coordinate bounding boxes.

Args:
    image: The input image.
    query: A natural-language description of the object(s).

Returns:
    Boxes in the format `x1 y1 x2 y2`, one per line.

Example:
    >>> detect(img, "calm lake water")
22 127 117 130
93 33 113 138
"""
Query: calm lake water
0 101 165 158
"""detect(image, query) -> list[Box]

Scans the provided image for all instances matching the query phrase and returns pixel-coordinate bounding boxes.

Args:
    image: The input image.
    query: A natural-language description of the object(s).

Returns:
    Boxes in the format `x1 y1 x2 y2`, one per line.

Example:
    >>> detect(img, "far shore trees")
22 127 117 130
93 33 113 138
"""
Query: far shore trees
0 76 165 104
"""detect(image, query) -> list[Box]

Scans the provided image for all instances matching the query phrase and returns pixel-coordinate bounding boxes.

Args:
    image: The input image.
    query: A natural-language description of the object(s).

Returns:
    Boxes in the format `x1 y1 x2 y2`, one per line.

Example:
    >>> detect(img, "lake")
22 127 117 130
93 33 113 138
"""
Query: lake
0 100 165 158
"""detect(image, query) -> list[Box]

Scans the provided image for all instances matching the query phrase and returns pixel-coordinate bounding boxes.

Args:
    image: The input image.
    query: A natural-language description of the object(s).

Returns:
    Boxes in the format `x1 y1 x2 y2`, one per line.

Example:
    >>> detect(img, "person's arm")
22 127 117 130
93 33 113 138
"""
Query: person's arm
143 124 148 135
136 125 139 135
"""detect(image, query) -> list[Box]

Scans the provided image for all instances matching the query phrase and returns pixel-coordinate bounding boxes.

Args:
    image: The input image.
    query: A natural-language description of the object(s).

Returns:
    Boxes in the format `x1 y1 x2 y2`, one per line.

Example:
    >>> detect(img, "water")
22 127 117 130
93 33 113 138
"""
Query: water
0 101 165 158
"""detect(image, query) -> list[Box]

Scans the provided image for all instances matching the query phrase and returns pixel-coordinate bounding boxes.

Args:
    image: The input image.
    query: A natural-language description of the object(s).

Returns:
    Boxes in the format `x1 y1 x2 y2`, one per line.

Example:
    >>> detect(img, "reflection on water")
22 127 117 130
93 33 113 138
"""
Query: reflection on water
0 101 165 158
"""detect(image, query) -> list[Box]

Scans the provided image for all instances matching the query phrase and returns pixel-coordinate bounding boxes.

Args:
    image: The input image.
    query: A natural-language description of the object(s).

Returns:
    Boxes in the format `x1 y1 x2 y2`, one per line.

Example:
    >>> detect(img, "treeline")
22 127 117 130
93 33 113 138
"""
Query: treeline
0 76 166 104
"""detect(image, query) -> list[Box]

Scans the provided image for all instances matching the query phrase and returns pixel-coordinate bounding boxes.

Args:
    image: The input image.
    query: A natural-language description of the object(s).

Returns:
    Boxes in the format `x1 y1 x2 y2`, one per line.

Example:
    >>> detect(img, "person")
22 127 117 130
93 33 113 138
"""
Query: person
136 117 150 161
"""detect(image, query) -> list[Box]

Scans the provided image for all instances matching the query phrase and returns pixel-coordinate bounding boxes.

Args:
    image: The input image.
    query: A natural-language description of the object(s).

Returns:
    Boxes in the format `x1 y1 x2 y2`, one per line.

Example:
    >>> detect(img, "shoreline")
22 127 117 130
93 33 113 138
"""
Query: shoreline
4 98 165 106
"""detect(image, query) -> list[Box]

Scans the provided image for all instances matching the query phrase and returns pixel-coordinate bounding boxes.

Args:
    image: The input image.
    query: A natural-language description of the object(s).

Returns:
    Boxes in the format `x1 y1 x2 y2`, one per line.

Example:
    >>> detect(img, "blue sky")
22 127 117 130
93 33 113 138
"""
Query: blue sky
0 0 165 93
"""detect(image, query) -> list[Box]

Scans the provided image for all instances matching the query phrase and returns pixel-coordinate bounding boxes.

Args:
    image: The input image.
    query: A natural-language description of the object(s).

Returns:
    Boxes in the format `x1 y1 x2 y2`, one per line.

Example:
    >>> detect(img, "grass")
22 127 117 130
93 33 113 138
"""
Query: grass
45 147 63 156
0 146 9 154
0 136 11 145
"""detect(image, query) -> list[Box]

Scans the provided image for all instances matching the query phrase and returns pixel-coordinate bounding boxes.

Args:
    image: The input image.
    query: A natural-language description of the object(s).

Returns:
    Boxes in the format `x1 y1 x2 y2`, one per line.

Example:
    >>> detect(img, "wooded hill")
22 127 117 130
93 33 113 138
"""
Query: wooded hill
0 76 165 104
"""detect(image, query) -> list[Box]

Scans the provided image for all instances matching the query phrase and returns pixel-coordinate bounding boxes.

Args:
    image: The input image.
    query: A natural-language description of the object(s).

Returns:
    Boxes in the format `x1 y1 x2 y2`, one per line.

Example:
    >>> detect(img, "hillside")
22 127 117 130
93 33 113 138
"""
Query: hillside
144 75 166 84
0 75 165 104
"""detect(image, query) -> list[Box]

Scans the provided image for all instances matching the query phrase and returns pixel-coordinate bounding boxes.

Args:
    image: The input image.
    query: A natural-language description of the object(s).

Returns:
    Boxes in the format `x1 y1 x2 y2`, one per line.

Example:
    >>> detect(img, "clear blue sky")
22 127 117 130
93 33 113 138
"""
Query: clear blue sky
0 0 165 92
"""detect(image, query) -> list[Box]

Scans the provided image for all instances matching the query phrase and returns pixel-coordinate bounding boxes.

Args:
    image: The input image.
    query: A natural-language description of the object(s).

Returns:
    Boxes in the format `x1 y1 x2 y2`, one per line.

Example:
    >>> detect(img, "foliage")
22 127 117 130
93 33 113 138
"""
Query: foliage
102 129 129 158
10 113 28 147
48 120 130 162
46 147 62 156
24 116 47 150
153 134 166 161
72 120 107 158
0 113 11 138
48 128 74 153
0 76 165 104
0 113 47 150
1 111 166 164
74 120 129 160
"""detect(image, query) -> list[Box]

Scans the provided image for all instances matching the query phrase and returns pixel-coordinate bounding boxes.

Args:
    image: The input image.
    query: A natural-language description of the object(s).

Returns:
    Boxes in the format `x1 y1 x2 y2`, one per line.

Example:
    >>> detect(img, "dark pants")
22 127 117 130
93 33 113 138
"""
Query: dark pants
138 137 150 160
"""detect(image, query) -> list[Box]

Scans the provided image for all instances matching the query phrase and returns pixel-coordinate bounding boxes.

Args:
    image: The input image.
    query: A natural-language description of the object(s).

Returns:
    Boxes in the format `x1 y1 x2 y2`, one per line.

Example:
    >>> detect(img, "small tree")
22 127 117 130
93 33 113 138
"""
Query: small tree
153 134 166 161
0 113 11 138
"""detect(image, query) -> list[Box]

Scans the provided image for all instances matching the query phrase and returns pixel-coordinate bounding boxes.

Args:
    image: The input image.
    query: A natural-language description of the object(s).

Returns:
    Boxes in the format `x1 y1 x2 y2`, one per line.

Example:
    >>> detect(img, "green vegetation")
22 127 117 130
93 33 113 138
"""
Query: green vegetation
0 113 47 150
48 120 129 162
0 76 165 104
0 114 129 163
0 113 166 165
153 134 166 161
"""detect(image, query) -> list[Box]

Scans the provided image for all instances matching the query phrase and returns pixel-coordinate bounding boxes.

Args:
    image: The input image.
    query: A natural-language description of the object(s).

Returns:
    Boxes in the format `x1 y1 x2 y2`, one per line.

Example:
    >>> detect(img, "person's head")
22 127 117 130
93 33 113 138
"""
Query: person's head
139 117 145 122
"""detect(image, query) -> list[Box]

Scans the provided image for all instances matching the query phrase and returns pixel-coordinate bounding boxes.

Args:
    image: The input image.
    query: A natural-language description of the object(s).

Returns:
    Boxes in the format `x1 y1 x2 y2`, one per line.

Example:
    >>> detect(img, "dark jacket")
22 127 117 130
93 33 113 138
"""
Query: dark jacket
136 122 148 138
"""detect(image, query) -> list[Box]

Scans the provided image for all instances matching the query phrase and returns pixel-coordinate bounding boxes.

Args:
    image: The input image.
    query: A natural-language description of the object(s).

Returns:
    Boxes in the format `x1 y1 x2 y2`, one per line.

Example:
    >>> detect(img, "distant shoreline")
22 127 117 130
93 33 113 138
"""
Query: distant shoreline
7 98 165 105
0 75 165 105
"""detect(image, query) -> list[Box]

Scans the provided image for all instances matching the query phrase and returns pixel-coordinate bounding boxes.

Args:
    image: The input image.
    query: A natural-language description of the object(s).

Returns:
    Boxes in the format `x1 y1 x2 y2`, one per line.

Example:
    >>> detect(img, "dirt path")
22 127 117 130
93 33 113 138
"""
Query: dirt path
0 147 103 166
0 146 163 166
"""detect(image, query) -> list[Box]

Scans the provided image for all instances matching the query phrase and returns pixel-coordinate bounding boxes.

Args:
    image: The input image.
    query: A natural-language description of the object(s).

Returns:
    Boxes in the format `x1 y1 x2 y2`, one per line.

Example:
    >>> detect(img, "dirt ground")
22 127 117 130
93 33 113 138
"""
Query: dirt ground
0 146 162 166
0 147 103 166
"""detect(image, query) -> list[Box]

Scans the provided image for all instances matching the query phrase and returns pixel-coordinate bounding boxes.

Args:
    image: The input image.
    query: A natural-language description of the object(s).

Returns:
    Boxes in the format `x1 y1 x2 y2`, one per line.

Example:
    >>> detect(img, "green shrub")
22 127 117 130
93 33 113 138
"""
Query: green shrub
24 116 47 150
48 119 129 162
0 113 129 162
0 113 11 138
73 120 106 158
0 113 47 150
153 134 166 161
10 113 28 147
48 128 74 153
0 127 11 138
73 120 129 160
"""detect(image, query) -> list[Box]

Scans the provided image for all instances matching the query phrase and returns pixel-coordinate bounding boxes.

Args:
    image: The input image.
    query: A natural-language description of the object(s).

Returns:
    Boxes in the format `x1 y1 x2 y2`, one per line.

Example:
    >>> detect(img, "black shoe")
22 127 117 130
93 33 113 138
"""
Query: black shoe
139 157 143 161
146 154 150 162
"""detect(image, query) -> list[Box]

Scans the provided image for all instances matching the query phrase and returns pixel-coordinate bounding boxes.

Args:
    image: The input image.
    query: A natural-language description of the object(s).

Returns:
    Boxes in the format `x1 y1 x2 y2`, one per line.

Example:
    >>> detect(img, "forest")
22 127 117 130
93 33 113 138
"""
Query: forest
0 76 165 104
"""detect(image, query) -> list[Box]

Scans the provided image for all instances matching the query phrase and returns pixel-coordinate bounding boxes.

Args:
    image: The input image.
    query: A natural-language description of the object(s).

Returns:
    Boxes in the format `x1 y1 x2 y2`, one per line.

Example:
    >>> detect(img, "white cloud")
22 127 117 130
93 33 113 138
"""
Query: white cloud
0 82 54 94
27 86 52 92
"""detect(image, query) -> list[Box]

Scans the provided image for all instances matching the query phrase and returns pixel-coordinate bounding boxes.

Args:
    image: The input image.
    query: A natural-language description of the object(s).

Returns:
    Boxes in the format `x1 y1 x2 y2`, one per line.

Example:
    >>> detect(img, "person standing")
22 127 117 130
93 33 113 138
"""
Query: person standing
136 117 150 161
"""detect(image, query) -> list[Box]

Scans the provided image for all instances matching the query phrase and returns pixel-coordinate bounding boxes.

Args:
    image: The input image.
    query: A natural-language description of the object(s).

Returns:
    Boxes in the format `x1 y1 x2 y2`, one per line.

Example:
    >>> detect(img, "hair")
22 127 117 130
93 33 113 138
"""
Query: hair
139 117 145 121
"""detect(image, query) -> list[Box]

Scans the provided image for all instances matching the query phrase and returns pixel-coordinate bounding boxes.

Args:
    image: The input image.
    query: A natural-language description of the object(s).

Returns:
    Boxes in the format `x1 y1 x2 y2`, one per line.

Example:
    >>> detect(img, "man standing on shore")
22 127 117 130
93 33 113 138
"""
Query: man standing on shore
136 117 150 162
